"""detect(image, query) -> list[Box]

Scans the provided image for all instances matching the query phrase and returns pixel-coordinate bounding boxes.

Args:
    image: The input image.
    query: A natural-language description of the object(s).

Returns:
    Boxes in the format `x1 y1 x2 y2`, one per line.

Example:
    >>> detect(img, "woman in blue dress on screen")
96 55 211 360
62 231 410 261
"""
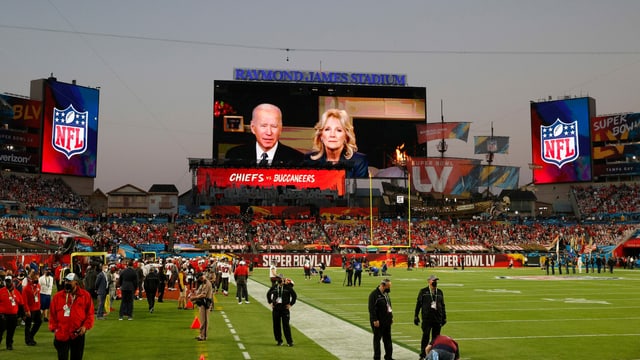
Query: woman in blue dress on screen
304 108 368 178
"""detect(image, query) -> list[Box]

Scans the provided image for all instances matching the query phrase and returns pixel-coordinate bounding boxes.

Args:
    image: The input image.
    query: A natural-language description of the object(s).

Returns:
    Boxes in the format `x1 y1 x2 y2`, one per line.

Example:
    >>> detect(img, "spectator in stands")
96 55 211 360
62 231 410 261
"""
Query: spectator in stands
304 108 368 178
225 103 304 166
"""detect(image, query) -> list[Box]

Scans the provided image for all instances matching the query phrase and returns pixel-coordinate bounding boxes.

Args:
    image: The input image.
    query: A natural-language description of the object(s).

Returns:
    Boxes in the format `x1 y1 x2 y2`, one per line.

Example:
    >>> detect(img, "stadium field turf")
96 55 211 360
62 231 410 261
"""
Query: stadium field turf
13 266 640 359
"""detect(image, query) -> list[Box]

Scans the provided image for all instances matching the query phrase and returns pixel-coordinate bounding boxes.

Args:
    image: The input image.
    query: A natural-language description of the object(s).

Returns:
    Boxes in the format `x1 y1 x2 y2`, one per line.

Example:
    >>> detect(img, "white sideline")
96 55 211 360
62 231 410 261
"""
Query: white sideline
244 278 418 359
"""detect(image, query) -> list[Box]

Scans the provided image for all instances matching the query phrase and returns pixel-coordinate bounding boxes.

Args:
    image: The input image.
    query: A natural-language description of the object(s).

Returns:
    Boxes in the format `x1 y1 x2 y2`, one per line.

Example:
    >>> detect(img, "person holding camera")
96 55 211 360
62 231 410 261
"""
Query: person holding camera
414 275 447 360
266 275 297 346
49 273 94 359
190 272 213 341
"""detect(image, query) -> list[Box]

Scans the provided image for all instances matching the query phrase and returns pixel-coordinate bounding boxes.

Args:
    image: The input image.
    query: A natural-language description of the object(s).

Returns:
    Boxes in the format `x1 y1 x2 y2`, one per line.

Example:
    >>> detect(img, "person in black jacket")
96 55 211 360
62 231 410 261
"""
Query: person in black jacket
118 261 138 320
156 266 167 303
225 103 304 166
143 267 159 313
368 278 393 360
414 275 447 360
266 276 297 346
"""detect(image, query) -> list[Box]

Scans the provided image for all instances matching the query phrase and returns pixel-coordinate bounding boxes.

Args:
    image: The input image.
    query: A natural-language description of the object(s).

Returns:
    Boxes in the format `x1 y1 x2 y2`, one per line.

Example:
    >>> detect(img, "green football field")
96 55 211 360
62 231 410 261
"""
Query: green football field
11 266 640 359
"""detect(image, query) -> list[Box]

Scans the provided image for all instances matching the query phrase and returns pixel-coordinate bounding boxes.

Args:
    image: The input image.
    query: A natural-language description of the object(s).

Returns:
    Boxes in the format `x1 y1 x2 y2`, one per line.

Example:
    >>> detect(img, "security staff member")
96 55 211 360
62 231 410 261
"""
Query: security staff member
0 275 23 350
368 278 393 360
266 276 297 346
414 275 447 360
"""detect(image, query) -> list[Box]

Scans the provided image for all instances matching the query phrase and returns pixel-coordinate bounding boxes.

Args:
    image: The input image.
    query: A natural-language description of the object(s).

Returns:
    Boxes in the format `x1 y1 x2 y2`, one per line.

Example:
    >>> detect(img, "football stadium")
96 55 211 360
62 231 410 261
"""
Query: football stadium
1 74 640 360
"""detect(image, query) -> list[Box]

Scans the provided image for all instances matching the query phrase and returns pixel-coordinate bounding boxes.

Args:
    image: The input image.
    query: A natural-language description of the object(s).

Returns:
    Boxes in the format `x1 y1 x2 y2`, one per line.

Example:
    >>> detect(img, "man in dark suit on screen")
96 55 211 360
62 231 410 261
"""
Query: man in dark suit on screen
225 103 304 166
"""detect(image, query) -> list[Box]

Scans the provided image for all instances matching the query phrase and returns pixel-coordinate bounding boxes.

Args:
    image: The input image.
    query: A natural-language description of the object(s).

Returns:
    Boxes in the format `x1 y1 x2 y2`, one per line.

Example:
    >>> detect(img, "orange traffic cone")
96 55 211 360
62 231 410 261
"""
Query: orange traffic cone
191 316 201 329
186 300 194 310
199 354 206 360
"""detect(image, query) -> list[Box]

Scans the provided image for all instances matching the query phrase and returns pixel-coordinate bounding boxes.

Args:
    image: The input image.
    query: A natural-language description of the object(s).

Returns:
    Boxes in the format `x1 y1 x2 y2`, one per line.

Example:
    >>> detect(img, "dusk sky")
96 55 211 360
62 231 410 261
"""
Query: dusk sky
2 1 639 193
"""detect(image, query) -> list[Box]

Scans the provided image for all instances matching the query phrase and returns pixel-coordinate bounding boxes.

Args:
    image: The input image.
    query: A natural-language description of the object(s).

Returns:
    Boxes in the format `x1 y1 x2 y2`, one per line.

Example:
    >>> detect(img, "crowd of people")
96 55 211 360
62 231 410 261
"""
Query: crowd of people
572 183 640 217
1 171 639 256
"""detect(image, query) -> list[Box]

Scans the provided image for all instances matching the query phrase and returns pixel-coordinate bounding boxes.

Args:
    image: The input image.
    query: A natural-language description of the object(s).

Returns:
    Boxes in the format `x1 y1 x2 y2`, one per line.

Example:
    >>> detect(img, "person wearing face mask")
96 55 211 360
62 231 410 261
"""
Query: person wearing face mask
39 269 54 322
304 108 369 178
0 275 24 350
48 273 95 359
190 272 213 341
414 275 447 360
368 278 394 360
94 264 109 320
117 260 138 321
22 271 42 346
266 275 297 347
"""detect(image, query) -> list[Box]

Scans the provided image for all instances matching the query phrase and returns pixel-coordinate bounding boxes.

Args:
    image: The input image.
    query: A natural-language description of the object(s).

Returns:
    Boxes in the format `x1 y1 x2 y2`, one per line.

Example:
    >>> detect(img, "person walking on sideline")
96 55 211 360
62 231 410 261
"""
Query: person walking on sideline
22 271 43 346
118 260 138 320
0 275 23 350
49 273 94 360
368 278 394 360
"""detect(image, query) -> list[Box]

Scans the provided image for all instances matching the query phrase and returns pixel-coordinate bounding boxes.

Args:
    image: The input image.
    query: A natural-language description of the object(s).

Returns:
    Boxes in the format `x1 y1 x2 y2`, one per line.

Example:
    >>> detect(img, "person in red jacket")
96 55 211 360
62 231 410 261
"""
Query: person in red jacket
424 334 460 360
0 275 23 350
49 272 95 360
233 260 250 304
22 271 42 346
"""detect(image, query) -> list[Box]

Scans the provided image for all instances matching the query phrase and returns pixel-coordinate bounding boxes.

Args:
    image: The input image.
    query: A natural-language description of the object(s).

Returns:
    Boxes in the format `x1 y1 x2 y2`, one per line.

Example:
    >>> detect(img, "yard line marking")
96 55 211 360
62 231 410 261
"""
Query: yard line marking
219 310 252 359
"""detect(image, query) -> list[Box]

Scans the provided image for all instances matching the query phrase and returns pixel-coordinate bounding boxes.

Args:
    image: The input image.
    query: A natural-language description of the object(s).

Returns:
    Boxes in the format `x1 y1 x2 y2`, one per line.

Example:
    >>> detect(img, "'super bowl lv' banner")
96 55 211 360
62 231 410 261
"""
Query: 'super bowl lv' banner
239 253 524 268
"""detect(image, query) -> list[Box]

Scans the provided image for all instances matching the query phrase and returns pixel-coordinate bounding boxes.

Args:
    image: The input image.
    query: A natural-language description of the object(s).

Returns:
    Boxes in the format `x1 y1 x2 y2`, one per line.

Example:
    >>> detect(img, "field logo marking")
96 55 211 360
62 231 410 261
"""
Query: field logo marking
542 297 611 305
475 289 521 294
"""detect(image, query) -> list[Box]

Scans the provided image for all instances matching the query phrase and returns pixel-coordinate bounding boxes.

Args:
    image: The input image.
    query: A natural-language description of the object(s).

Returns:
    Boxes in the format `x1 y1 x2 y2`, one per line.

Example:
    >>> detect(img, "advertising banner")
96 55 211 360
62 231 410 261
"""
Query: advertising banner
416 122 470 144
197 167 346 195
474 136 510 154
0 94 42 171
238 253 523 268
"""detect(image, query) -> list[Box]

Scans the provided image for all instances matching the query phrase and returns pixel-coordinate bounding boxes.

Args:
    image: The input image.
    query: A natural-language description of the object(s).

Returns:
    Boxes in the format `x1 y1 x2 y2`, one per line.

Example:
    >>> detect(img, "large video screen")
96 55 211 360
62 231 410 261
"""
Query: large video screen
212 80 427 177
0 94 42 172
41 79 100 177
591 112 640 178
530 97 595 184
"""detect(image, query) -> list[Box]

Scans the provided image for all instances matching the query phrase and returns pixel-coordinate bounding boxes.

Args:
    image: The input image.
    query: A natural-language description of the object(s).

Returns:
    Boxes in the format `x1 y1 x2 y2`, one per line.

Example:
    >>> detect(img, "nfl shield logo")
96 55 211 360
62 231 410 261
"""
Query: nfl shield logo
52 104 88 159
540 118 579 168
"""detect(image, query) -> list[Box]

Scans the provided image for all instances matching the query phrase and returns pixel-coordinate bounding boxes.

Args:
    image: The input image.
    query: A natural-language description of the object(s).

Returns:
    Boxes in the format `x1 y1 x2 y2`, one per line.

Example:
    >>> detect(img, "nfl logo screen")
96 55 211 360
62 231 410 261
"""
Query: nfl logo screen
540 118 579 168
52 104 88 159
